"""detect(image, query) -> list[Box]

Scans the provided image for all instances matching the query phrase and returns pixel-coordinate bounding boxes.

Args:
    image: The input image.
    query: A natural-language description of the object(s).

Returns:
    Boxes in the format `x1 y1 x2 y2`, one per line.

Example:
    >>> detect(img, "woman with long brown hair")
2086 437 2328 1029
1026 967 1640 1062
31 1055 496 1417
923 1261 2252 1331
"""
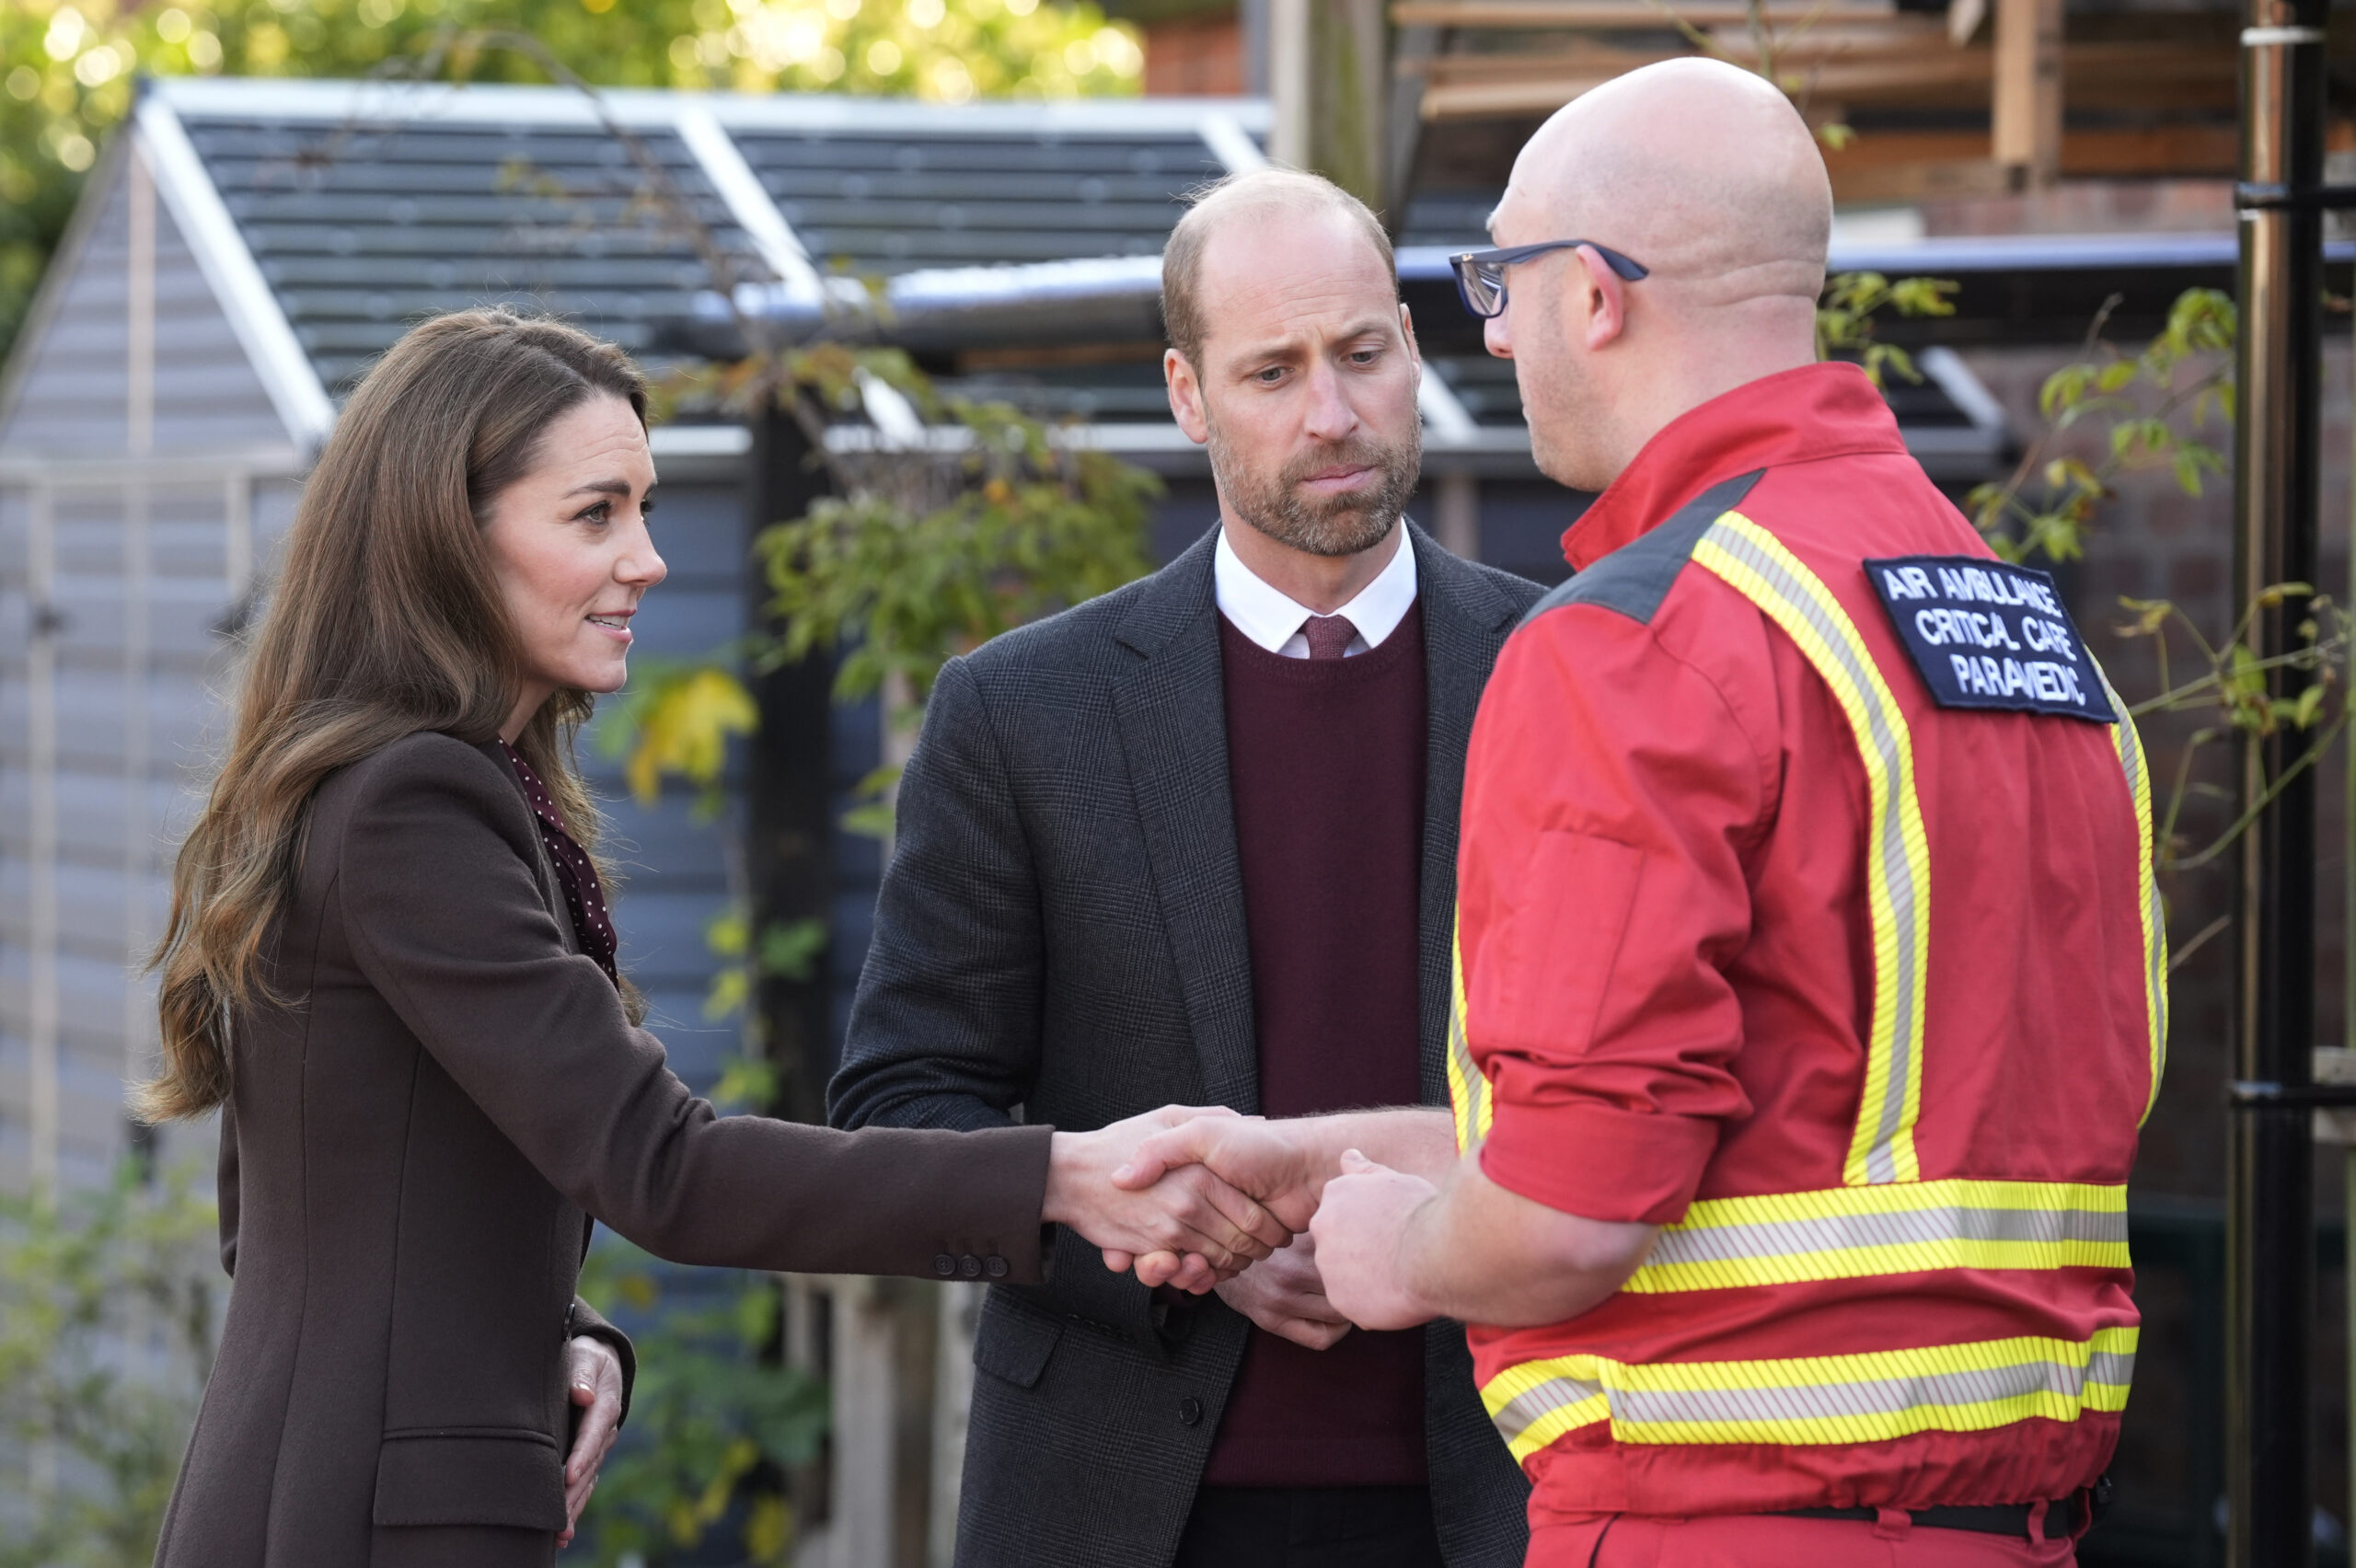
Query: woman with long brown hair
144 309 1285 1567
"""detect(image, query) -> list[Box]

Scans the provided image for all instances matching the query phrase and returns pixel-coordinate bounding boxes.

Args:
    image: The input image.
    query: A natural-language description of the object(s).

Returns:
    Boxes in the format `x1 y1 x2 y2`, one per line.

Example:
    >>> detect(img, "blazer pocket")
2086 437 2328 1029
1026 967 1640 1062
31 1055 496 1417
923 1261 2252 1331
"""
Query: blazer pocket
372 1428 566 1531
973 1298 1063 1390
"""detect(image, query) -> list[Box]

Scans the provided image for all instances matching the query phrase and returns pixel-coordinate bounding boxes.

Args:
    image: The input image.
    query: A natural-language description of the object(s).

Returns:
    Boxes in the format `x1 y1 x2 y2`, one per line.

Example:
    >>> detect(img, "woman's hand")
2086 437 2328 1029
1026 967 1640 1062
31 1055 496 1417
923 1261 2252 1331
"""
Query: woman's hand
1043 1105 1292 1290
560 1335 626 1548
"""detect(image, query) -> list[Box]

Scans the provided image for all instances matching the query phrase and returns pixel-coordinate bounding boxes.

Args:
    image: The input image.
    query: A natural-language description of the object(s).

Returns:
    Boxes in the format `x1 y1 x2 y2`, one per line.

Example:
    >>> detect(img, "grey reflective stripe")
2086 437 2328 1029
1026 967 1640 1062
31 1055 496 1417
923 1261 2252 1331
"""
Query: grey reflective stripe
1483 1332 2139 1458
1605 1349 2135 1429
1448 990 1486 1144
2096 662 2170 1121
1646 1204 2125 1266
1490 1372 1604 1442
2086 1350 2136 1386
1446 925 1493 1149
1698 517 1927 1184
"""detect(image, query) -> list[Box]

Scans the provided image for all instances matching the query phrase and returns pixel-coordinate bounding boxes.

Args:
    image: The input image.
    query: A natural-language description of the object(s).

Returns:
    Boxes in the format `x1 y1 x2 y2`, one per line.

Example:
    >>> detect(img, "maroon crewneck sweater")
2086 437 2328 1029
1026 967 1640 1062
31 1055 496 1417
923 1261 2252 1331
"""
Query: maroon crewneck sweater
1202 601 1429 1489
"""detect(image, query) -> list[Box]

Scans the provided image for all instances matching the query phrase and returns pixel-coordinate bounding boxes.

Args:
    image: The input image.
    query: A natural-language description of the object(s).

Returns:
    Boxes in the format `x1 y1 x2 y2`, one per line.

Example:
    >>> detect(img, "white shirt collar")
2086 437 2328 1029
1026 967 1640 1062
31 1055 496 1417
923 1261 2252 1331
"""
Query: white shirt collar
1213 525 1420 659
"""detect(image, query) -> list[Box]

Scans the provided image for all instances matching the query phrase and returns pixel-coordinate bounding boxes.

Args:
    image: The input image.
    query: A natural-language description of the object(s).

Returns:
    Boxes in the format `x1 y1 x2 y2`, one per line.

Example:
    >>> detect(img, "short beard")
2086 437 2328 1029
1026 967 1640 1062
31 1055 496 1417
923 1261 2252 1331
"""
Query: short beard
1207 415 1422 559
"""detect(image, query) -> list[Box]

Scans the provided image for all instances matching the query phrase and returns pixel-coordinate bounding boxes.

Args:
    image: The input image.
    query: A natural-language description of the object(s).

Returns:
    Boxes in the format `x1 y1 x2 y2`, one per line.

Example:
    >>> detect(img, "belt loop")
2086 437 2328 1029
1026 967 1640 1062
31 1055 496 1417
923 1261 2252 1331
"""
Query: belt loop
1872 1507 1911 1541
2027 1500 2050 1542
2070 1485 2102 1543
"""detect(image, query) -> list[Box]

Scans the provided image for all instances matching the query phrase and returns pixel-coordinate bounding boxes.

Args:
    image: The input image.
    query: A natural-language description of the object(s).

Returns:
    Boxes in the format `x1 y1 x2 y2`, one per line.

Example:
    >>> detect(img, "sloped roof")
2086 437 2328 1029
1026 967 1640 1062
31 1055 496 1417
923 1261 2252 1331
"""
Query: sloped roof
734 124 1237 272
79 76 2021 478
141 75 1267 407
178 113 759 392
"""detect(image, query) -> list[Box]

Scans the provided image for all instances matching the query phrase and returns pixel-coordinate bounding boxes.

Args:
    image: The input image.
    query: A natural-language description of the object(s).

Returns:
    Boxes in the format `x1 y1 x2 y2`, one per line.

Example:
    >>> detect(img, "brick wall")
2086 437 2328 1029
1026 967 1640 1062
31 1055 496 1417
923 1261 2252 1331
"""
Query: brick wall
1141 12 1243 98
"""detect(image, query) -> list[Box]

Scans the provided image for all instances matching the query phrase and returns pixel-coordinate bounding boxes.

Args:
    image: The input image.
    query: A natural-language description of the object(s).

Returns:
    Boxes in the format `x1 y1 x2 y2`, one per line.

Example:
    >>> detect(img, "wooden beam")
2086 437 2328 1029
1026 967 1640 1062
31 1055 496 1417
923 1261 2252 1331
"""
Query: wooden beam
1392 1 1895 24
1422 74 1636 119
1418 40 2232 119
1315 0 1392 209
1272 0 1392 209
1269 0 1311 166
1818 121 2237 201
1991 0 2062 185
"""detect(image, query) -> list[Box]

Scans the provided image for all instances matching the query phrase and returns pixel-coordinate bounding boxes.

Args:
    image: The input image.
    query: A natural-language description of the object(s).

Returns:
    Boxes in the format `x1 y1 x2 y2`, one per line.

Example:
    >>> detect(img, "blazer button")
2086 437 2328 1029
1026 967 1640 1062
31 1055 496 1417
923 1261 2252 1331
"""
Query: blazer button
933 1253 957 1278
959 1254 984 1279
1178 1396 1204 1427
985 1255 1010 1278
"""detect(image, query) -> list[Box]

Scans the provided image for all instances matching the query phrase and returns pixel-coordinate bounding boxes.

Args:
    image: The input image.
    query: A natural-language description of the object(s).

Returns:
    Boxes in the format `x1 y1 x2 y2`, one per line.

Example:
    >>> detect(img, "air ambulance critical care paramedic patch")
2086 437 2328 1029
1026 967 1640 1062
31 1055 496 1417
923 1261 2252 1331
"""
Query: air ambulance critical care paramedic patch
1863 555 2115 723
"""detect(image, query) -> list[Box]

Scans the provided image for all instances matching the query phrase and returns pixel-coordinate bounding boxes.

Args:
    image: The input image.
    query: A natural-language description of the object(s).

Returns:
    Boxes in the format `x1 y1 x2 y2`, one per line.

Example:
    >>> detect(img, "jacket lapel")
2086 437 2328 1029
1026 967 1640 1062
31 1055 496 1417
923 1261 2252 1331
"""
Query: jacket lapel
1109 529 1261 1113
1409 525 1527 1105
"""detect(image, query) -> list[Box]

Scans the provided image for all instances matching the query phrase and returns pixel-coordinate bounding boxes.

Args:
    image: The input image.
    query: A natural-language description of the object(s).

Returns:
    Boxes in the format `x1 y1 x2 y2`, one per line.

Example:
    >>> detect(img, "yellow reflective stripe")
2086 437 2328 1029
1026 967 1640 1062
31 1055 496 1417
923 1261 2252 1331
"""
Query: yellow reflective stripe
1483 1326 2136 1462
2094 660 2169 1125
1444 918 1491 1152
1482 1355 1611 1461
1692 513 1932 1185
1623 1179 2131 1293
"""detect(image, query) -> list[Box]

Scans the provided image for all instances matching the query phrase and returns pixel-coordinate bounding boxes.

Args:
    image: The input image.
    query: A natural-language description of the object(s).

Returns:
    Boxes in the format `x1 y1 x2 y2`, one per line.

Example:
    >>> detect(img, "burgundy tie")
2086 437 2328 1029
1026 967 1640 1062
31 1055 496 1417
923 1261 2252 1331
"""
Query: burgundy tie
1302 614 1357 661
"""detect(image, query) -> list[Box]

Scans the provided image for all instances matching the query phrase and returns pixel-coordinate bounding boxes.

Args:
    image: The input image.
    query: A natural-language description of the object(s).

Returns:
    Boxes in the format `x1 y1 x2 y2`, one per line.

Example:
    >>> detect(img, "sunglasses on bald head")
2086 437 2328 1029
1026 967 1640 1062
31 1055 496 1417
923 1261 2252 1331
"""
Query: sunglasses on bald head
1448 240 1650 319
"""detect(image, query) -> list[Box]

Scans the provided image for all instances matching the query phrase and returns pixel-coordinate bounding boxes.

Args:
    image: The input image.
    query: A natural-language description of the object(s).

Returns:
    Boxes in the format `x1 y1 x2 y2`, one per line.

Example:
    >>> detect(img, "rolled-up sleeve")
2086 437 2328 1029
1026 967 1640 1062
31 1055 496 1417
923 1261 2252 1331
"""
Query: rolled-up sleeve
1459 606 1770 1225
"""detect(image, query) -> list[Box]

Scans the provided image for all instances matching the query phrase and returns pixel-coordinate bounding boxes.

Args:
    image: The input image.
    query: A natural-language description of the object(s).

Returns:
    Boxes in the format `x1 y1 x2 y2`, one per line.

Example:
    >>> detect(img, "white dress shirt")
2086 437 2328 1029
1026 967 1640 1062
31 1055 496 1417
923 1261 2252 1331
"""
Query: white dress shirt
1212 525 1420 658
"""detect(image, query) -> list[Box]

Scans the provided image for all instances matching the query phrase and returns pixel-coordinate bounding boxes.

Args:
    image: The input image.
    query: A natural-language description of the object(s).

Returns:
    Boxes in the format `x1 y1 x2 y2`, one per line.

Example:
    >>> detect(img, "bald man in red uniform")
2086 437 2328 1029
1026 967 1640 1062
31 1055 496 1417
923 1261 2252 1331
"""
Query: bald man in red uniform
1125 56 2166 1568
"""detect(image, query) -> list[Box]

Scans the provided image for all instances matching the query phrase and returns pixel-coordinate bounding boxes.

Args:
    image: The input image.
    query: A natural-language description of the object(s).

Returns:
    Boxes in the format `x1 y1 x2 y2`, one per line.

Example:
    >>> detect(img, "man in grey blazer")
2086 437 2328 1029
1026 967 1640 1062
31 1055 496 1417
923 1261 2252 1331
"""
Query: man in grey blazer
829 169 1543 1567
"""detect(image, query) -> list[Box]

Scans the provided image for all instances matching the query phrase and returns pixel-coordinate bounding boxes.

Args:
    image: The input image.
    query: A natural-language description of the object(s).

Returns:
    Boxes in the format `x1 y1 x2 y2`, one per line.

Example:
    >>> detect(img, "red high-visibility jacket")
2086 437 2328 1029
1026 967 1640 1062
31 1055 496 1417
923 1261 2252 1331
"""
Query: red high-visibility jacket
1449 362 2165 1525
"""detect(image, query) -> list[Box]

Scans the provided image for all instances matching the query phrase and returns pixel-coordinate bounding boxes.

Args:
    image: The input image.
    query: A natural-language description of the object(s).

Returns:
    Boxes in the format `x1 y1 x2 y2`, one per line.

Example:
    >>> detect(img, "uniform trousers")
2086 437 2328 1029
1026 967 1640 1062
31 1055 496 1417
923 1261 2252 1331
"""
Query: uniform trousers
1530 1511 2081 1568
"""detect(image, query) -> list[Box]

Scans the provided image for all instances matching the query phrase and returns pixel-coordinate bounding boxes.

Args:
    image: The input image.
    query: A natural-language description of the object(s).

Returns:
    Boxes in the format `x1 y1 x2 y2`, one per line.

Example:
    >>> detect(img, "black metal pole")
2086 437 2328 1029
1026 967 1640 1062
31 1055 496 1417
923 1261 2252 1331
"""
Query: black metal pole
2226 0 2328 1558
749 404 839 1127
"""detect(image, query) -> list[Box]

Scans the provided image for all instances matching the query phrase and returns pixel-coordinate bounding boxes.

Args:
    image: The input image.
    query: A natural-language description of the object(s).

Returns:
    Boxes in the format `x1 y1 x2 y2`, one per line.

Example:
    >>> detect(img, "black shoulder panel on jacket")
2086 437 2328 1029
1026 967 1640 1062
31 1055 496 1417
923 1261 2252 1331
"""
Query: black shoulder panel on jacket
1519 469 1766 630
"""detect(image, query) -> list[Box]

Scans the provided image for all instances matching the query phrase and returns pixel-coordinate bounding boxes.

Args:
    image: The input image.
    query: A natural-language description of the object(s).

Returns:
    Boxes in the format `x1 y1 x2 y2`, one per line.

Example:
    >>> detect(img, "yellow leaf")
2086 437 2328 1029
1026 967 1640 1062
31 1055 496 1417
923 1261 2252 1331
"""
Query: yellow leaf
747 1496 795 1563
628 666 758 804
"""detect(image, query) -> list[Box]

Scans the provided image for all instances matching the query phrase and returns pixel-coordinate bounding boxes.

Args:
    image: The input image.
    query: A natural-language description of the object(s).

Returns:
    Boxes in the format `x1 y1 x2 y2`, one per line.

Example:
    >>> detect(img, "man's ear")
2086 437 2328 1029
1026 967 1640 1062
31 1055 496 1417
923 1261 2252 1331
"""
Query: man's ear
1165 348 1210 444
1572 246 1630 352
1400 302 1424 372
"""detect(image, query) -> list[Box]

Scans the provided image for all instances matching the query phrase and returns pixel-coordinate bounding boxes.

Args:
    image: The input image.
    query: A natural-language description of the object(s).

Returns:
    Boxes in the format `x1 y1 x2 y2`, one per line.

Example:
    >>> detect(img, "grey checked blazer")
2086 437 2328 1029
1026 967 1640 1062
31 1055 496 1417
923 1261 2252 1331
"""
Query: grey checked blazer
828 523 1545 1568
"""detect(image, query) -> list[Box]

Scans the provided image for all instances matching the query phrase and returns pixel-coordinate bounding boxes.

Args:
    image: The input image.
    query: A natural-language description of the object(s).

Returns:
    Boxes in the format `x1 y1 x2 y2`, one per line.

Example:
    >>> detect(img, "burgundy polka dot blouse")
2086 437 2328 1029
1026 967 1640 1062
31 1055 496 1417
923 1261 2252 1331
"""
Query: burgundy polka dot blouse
498 740 620 990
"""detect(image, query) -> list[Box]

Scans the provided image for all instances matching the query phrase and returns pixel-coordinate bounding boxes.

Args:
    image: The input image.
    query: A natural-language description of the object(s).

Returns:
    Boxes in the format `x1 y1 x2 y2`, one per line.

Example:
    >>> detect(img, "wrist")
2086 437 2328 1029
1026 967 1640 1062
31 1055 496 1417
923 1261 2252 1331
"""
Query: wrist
1265 1117 1355 1208
1042 1129 1099 1228
1393 1190 1451 1321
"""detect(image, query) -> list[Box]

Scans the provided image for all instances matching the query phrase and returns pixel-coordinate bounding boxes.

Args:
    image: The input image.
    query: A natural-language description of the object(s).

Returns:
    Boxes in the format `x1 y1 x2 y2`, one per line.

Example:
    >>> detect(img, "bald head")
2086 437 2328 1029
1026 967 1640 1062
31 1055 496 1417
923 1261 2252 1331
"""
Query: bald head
1485 60 1832 490
1499 58 1831 313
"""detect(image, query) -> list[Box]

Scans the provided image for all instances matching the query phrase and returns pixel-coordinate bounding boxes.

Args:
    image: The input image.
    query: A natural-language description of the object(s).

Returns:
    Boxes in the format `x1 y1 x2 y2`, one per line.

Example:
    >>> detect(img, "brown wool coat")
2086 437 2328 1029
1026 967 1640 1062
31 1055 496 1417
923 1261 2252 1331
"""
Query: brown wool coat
154 732 1054 1568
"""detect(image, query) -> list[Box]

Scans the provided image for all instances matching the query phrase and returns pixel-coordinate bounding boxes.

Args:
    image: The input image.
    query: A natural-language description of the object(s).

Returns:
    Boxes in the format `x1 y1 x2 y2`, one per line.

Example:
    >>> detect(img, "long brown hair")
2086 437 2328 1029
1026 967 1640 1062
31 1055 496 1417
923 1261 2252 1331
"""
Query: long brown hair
144 309 650 1122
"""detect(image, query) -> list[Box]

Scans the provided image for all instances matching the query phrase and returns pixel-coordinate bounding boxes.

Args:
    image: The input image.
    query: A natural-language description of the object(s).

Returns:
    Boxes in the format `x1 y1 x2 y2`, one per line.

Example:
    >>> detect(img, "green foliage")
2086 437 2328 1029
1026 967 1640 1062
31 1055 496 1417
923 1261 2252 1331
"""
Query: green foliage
617 340 1159 836
0 0 1144 362
754 350 1162 712
1971 284 2343 900
2111 582 2348 888
0 1161 221 1568
1969 288 2235 566
1816 271 1959 388
595 655 759 816
573 1239 828 1567
700 909 827 1041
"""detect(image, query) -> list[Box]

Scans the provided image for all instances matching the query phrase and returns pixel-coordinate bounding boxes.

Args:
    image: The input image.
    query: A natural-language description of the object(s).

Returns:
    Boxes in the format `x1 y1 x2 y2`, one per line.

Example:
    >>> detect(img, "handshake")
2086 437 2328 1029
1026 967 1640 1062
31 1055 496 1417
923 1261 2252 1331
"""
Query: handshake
1039 1105 1449 1344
